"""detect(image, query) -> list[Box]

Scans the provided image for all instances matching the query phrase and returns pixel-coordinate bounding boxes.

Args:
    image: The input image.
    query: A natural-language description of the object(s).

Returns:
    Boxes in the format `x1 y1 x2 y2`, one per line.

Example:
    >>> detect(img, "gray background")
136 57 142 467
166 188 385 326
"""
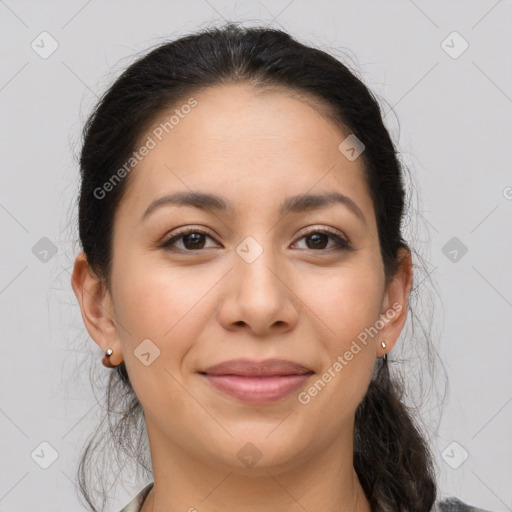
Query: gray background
0 1 511 510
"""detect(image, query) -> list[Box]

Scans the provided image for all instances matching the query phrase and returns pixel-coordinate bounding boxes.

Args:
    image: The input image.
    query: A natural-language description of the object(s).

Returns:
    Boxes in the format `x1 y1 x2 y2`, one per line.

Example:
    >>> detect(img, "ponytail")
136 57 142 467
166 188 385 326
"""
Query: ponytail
354 356 437 512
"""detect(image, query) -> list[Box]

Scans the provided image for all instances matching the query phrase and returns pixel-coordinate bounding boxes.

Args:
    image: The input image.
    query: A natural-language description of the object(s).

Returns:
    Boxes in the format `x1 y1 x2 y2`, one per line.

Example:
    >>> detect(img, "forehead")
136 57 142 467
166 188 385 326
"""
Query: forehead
118 83 374 223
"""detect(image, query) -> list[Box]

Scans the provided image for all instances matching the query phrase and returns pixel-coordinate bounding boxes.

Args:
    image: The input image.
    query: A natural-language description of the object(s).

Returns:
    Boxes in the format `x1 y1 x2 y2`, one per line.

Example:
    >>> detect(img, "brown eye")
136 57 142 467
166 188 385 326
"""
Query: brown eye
293 228 351 252
160 229 218 252
305 232 329 250
180 232 207 250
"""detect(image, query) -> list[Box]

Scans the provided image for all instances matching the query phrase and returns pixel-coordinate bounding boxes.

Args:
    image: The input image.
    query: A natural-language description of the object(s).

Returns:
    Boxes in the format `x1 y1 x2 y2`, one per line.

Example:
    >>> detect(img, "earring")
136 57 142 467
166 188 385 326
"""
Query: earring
102 348 120 368
380 341 388 361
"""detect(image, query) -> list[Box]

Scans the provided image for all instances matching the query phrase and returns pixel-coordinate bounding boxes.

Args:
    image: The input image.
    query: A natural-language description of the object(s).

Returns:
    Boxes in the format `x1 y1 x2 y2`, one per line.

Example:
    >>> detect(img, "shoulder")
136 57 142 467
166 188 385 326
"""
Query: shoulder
118 482 154 512
434 496 494 512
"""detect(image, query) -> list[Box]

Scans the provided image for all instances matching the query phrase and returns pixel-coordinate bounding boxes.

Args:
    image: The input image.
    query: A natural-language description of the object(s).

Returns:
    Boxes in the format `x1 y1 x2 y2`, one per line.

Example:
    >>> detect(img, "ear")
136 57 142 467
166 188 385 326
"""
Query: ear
70 252 124 366
377 247 413 357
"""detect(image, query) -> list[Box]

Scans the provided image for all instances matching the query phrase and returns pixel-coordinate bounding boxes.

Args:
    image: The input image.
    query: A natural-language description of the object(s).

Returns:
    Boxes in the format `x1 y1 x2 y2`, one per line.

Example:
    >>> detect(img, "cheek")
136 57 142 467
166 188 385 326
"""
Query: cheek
112 260 209 410
112 255 215 352
301 261 384 352
297 266 381 417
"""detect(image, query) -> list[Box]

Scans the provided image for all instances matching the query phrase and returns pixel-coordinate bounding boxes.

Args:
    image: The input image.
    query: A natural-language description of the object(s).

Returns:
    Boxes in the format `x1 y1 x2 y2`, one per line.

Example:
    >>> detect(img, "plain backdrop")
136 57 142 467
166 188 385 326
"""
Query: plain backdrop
0 1 511 511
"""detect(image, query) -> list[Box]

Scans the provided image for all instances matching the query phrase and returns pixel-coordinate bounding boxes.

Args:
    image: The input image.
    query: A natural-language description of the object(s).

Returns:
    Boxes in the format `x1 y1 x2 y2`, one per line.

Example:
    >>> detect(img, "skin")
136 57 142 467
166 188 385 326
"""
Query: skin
72 83 413 512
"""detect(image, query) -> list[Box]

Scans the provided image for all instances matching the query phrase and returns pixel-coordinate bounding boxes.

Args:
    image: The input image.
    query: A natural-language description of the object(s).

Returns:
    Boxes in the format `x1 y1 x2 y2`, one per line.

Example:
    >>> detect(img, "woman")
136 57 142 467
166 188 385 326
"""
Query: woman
71 22 491 512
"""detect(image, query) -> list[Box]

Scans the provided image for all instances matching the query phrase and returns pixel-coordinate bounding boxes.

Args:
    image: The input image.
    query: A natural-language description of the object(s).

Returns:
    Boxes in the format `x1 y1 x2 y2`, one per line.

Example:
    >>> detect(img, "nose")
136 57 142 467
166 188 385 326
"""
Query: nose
216 240 299 337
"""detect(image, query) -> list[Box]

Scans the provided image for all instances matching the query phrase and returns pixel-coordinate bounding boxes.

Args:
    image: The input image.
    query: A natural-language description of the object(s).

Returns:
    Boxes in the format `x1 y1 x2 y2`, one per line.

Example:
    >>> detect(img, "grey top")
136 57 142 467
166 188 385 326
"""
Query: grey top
119 482 494 512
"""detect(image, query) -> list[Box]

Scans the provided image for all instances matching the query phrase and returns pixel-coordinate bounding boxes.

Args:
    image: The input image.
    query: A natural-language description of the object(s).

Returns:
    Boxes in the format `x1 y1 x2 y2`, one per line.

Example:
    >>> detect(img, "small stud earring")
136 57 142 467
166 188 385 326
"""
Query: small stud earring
380 341 388 361
102 348 120 368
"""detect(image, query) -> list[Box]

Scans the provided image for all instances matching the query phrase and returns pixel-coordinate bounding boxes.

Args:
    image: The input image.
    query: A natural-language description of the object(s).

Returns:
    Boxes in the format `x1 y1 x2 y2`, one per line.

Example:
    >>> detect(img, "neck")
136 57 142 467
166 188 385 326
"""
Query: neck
141 425 372 512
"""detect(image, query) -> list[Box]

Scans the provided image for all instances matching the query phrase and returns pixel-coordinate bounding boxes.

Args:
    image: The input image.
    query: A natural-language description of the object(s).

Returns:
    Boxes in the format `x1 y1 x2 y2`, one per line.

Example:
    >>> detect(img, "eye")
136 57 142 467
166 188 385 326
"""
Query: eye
292 227 351 252
159 228 218 252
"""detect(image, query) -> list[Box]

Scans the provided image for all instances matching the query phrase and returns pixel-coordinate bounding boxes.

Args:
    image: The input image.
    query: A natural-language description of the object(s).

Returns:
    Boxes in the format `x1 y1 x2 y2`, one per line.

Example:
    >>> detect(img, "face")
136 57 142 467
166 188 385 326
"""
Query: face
73 83 411 476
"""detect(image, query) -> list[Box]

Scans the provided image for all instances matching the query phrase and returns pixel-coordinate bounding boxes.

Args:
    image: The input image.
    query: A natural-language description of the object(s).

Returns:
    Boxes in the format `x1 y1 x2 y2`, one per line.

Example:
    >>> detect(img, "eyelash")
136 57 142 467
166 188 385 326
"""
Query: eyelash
159 226 351 254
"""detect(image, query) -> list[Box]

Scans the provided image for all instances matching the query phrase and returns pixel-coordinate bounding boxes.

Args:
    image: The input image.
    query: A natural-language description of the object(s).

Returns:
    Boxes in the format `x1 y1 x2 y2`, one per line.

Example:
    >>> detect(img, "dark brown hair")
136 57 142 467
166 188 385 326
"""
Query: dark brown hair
74 21 446 512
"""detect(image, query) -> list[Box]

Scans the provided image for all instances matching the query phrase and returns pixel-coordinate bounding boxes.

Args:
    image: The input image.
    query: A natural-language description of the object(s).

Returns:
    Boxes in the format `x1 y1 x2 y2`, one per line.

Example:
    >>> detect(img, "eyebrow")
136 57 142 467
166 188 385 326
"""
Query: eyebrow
141 190 366 225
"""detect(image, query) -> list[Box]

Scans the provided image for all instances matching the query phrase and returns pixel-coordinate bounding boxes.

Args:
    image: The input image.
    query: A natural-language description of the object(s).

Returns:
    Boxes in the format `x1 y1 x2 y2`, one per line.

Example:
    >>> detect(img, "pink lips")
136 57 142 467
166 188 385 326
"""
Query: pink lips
199 358 314 404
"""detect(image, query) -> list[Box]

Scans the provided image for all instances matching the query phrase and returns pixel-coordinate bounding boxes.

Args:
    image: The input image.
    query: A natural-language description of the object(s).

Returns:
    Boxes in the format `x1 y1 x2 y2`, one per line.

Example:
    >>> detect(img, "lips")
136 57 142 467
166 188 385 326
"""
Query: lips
200 358 314 377
199 358 314 404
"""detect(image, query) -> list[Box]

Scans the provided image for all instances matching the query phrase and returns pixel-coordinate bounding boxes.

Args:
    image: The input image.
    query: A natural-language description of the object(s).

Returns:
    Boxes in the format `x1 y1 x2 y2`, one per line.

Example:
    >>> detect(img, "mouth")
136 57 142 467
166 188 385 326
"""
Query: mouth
198 358 314 404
